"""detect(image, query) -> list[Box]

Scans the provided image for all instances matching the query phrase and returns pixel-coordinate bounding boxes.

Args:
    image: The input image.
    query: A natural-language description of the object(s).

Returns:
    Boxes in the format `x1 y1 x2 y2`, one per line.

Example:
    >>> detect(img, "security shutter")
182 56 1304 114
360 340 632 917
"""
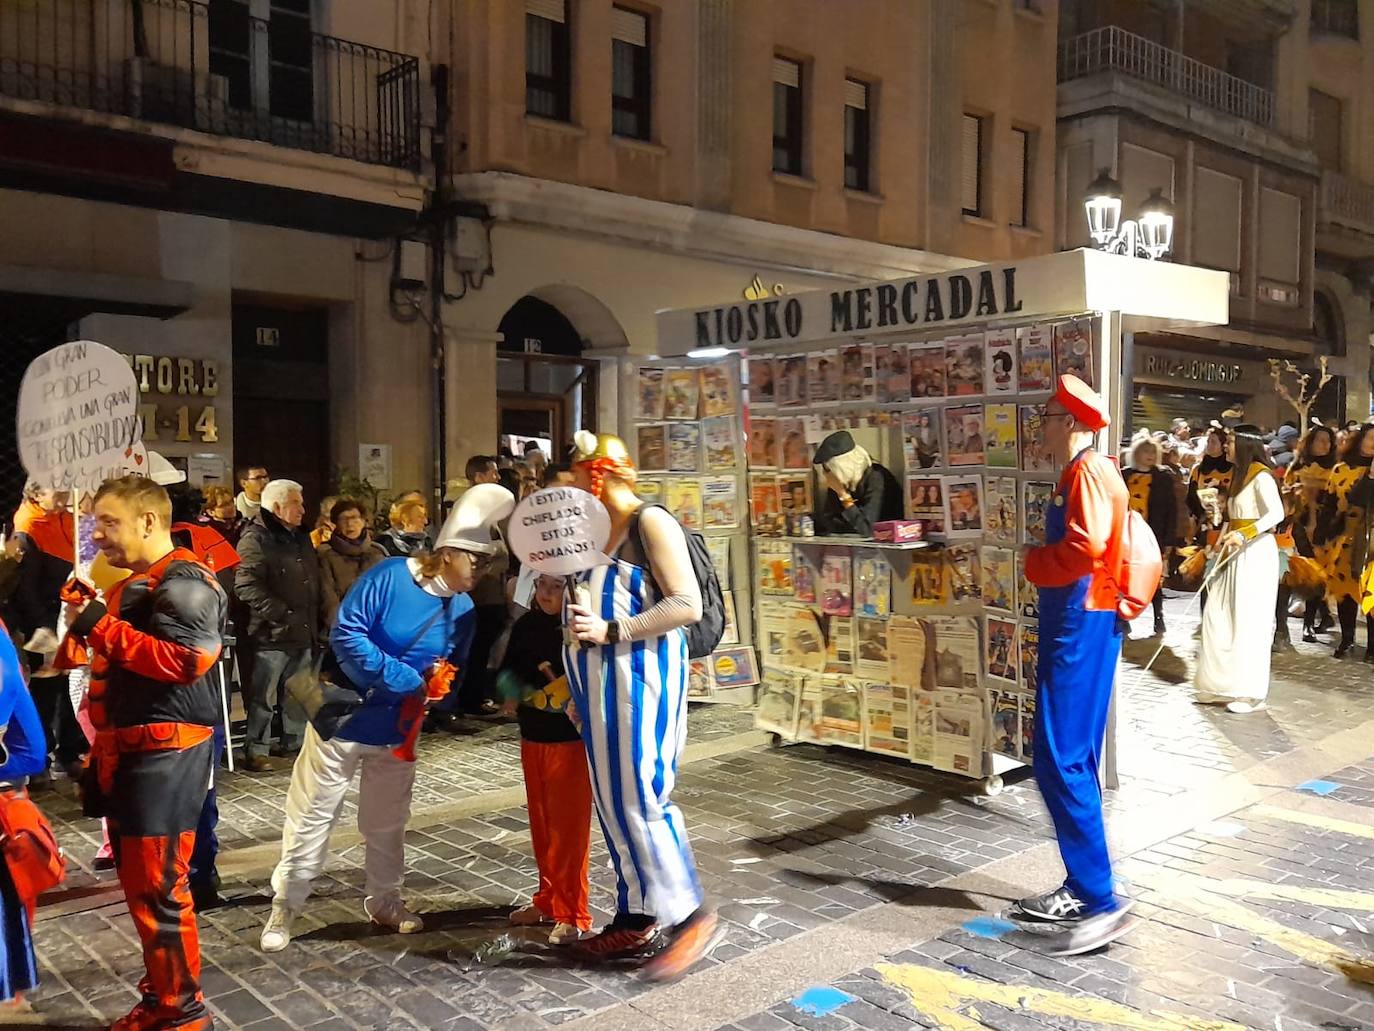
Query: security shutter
961 114 982 214
526 0 565 22
1010 128 1030 227
611 6 646 45
773 57 800 87
844 78 867 110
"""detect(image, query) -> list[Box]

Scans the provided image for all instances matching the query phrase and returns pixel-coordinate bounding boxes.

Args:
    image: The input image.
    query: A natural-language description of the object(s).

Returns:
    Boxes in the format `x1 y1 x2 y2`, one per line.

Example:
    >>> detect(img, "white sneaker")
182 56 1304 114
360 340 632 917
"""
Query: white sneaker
260 904 296 953
510 903 552 927
364 895 424 934
548 922 586 946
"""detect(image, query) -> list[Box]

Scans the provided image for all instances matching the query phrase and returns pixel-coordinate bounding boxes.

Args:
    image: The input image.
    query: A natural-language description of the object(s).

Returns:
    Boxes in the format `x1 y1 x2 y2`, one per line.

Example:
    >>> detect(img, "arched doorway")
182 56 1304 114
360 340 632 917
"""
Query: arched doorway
496 295 601 463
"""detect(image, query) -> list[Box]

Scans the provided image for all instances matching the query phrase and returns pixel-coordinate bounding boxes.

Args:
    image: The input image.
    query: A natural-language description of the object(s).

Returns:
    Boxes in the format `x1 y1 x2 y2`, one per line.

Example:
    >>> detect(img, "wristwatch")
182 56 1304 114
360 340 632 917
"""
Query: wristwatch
605 619 622 646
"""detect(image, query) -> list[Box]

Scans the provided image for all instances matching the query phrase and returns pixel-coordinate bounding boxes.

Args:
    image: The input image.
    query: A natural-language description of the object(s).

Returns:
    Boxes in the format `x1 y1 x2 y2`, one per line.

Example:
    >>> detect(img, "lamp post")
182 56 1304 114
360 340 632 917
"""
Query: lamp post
1083 169 1175 261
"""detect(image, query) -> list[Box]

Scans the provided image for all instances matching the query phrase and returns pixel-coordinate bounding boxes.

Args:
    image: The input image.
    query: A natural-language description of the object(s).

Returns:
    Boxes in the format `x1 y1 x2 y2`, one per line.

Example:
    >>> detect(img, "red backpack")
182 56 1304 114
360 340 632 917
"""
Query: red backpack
1113 509 1163 620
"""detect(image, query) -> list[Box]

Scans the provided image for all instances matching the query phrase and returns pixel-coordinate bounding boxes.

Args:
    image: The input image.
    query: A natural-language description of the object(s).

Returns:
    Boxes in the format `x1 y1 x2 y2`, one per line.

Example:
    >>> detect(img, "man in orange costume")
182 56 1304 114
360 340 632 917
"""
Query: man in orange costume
1015 375 1134 956
65 476 226 1030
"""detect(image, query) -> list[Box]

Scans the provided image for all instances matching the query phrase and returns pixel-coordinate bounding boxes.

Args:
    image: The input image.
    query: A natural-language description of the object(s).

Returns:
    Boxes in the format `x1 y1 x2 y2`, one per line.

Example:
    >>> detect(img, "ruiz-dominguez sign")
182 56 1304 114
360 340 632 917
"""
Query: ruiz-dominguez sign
1133 345 1266 390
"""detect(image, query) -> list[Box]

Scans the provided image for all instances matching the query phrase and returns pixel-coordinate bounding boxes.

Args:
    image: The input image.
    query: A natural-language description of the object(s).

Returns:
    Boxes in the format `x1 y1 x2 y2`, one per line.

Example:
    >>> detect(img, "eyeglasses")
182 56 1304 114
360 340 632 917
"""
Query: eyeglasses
464 552 494 572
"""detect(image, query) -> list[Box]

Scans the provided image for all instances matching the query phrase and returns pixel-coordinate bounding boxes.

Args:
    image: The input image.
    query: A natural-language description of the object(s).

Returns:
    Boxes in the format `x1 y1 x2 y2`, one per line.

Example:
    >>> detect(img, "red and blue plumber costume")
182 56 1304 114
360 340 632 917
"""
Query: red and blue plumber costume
1024 376 1128 917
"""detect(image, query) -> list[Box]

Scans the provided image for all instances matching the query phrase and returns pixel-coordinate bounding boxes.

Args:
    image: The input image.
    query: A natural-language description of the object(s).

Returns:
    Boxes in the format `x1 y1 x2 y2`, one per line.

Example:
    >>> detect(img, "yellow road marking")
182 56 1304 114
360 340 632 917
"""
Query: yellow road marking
876 962 1244 1031
1250 803 1374 840
1201 877 1374 911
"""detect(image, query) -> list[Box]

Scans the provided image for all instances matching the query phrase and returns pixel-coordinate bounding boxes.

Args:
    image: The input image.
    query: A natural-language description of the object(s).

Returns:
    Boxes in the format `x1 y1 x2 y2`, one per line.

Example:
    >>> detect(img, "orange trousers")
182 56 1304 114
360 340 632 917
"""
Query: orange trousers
520 739 593 930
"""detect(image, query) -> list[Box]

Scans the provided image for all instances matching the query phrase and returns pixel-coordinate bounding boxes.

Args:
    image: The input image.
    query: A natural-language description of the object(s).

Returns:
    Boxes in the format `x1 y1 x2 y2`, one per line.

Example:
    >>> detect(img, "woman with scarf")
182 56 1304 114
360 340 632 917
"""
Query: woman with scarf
1283 425 1337 642
1195 426 1283 713
317 499 387 629
378 498 432 557
1314 423 1374 659
1186 426 1235 547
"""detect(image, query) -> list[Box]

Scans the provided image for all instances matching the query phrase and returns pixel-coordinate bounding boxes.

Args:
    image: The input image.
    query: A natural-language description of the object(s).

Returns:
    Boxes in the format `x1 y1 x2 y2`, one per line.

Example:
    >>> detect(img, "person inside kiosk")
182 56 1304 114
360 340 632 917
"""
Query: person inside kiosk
813 431 904 537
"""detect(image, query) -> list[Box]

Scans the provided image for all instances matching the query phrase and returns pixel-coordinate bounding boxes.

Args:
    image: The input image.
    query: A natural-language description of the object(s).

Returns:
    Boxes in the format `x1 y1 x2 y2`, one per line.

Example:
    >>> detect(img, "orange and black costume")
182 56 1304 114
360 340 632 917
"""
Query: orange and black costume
68 548 226 1030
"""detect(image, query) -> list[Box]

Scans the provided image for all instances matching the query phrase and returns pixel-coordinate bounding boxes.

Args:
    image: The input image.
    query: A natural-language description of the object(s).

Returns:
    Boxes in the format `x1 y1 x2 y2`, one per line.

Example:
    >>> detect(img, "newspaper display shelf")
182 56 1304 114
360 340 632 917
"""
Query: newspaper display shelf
651 250 1232 790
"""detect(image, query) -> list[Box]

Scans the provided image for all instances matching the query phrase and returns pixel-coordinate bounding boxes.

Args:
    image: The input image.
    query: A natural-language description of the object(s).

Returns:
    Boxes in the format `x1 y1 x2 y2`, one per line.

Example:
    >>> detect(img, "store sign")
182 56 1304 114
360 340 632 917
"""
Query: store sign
122 353 220 444
1134 346 1263 390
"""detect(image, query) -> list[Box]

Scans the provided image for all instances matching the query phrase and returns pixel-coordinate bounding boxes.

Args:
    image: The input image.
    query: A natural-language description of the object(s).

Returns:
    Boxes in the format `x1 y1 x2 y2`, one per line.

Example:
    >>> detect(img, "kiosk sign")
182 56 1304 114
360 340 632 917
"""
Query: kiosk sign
16 340 145 490
509 487 613 575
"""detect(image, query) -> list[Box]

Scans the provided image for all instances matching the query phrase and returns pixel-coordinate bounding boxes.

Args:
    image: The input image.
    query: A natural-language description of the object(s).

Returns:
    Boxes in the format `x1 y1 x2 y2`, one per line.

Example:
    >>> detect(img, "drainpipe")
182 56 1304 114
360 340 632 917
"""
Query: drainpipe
430 64 450 518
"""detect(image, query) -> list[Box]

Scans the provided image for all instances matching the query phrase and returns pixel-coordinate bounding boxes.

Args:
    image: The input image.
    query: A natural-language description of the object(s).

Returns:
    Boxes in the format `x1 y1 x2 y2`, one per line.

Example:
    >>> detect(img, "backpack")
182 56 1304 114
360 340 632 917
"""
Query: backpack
0 788 65 918
628 505 726 659
1113 509 1163 621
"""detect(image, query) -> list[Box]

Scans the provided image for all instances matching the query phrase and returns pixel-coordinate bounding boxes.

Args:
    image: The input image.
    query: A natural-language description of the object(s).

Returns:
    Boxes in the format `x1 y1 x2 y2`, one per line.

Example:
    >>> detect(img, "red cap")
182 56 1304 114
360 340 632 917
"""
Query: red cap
1052 374 1110 431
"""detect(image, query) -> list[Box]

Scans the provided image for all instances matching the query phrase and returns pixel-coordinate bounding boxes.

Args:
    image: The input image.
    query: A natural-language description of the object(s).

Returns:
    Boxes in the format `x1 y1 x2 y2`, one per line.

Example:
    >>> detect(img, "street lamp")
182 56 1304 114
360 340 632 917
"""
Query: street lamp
1083 169 1174 261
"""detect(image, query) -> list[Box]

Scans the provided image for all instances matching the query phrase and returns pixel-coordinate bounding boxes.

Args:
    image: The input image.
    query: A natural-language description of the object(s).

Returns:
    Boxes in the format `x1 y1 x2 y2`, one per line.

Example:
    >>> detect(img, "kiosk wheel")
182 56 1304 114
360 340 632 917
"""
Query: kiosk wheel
979 775 1004 797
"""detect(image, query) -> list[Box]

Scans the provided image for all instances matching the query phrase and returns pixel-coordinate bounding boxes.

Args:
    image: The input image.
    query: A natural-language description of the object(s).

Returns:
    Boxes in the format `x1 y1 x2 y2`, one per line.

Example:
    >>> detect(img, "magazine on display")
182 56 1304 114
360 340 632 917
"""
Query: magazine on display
637 424 667 472
776 417 811 470
854 549 892 619
855 617 890 679
706 537 731 585
1022 481 1054 545
1019 623 1039 685
984 476 1019 545
777 473 813 521
778 355 809 408
984 331 1017 395
720 588 740 645
946 545 982 604
636 478 664 507
756 670 801 738
980 546 1016 612
909 343 947 398
1019 404 1056 473
841 342 876 402
702 415 738 471
808 350 841 406
945 404 985 466
887 615 929 690
1019 692 1037 760
985 615 1018 683
943 475 985 540
927 614 982 691
663 368 701 419
1017 553 1039 620
820 549 854 617
910 551 950 607
1054 318 1095 386
824 616 855 675
817 678 865 749
912 693 935 764
748 418 778 468
991 690 1020 758
637 367 666 420
784 607 828 672
749 355 777 409
668 423 701 472
945 333 986 396
907 477 945 534
702 477 739 529
933 689 985 776
688 658 714 699
795 678 826 744
666 479 704 531
875 343 911 404
863 683 913 759
700 365 734 418
1018 324 1054 392
712 645 759 689
902 411 944 471
984 403 1018 469
793 545 820 604
756 538 794 595
750 475 781 527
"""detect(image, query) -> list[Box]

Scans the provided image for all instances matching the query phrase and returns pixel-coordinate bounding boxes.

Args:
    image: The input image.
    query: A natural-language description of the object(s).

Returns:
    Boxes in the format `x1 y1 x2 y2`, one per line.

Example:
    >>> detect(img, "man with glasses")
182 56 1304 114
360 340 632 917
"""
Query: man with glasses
235 466 269 521
1014 374 1134 956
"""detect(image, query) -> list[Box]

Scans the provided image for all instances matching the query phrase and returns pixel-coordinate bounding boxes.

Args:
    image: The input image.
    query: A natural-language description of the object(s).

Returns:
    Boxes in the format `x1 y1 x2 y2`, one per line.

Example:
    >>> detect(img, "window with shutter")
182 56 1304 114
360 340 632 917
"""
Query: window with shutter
844 79 871 192
526 0 571 121
1309 89 1344 171
773 57 804 175
961 114 984 216
611 7 650 140
1010 128 1030 227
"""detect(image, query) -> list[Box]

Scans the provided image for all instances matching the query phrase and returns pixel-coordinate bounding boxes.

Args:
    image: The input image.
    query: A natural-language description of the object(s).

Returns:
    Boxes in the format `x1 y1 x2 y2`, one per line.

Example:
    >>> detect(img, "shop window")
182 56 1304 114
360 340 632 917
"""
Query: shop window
611 7 651 140
843 79 872 192
961 113 985 217
773 57 804 176
527 0 572 122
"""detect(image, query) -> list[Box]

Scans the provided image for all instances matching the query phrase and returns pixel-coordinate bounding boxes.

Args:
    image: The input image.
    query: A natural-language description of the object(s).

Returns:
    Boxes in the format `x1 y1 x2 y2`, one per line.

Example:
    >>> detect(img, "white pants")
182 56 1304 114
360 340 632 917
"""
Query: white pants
269 723 416 911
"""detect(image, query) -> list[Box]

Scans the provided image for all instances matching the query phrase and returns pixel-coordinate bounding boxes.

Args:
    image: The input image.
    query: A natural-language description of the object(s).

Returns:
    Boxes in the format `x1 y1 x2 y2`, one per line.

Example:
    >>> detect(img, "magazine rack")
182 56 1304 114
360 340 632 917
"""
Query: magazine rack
652 250 1231 791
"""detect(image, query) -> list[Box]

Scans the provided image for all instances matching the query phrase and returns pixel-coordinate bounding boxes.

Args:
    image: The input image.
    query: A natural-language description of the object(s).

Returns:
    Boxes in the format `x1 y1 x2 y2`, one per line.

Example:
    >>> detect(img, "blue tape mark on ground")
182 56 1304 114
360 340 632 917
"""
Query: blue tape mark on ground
791 986 856 1017
1297 779 1341 796
963 916 1017 939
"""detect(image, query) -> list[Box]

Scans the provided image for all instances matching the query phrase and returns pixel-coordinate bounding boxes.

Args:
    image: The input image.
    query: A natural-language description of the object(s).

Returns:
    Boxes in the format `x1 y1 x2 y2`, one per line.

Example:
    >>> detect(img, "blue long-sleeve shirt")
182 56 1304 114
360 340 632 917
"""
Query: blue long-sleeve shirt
0 625 46 781
330 558 475 746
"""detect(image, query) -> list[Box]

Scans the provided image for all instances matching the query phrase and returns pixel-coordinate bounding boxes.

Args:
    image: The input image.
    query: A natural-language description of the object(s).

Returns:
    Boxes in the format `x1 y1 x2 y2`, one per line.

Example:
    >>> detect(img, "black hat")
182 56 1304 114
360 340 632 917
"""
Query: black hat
813 430 857 465
1232 423 1265 439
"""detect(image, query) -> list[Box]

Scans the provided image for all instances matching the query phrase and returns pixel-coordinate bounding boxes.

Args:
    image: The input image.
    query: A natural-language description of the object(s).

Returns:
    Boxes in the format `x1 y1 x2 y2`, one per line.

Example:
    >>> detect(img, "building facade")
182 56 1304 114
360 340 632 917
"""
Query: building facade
0 0 1061 513
1055 0 1374 430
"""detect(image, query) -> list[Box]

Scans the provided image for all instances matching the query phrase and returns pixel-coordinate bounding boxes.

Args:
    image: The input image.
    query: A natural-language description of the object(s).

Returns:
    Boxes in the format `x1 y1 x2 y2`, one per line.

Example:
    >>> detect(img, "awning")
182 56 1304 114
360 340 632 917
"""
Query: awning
0 263 194 319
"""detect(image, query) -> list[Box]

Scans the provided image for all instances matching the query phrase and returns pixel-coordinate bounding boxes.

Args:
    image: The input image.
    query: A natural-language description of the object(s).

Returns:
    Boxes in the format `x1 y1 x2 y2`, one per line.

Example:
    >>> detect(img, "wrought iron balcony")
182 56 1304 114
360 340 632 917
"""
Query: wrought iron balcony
0 0 421 172
1058 26 1275 128
1320 170 1374 237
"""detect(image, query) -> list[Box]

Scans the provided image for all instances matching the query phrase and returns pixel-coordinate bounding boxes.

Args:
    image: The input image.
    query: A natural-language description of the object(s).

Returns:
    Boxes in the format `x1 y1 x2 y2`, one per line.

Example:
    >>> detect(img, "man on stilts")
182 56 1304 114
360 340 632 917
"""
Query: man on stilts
1016 374 1135 955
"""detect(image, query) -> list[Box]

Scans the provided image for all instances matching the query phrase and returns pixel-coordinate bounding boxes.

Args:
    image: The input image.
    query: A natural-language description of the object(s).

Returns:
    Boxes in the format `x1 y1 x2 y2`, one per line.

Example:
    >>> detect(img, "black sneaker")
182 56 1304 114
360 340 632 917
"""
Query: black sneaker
1043 903 1137 956
1012 886 1087 923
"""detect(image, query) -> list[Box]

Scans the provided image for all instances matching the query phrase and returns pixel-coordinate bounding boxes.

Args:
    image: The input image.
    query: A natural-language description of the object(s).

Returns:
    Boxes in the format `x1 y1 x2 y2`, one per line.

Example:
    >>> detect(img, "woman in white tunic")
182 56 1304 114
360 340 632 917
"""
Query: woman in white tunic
1195 426 1284 713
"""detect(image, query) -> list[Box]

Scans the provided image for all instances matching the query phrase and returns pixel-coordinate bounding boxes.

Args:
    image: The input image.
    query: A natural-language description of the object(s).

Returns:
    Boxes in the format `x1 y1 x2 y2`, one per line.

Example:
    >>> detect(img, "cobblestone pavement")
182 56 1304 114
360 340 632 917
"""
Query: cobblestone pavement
17 595 1374 1029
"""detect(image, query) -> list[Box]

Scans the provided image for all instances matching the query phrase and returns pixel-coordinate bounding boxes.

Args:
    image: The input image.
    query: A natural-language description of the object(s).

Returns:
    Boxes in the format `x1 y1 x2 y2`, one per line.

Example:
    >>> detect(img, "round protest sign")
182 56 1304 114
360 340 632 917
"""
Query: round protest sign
509 486 613 575
16 340 144 491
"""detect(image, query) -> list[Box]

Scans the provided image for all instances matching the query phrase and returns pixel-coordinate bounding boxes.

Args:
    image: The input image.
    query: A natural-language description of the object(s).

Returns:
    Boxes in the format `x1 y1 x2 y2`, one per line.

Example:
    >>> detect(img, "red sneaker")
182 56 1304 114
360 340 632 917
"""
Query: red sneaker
642 908 725 983
573 919 663 960
110 1001 215 1030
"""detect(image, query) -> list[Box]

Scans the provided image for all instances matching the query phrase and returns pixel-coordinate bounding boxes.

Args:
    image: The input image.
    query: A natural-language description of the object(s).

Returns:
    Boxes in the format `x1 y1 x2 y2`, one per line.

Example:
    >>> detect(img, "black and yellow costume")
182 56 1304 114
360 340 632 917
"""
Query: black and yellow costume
1186 456 1235 546
1125 466 1178 627
1282 456 1334 641
1314 461 1374 657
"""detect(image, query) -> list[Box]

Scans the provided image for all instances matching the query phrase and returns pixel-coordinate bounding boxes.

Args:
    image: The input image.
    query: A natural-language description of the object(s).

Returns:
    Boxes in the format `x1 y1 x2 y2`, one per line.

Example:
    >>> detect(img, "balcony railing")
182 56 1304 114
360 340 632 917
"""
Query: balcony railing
1058 26 1275 127
1321 170 1374 235
0 0 421 172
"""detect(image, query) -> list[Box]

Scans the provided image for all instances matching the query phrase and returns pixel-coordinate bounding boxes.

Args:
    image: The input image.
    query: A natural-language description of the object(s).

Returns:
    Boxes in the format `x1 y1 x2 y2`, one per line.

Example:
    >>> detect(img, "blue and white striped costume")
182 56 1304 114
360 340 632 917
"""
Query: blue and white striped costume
564 554 703 927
